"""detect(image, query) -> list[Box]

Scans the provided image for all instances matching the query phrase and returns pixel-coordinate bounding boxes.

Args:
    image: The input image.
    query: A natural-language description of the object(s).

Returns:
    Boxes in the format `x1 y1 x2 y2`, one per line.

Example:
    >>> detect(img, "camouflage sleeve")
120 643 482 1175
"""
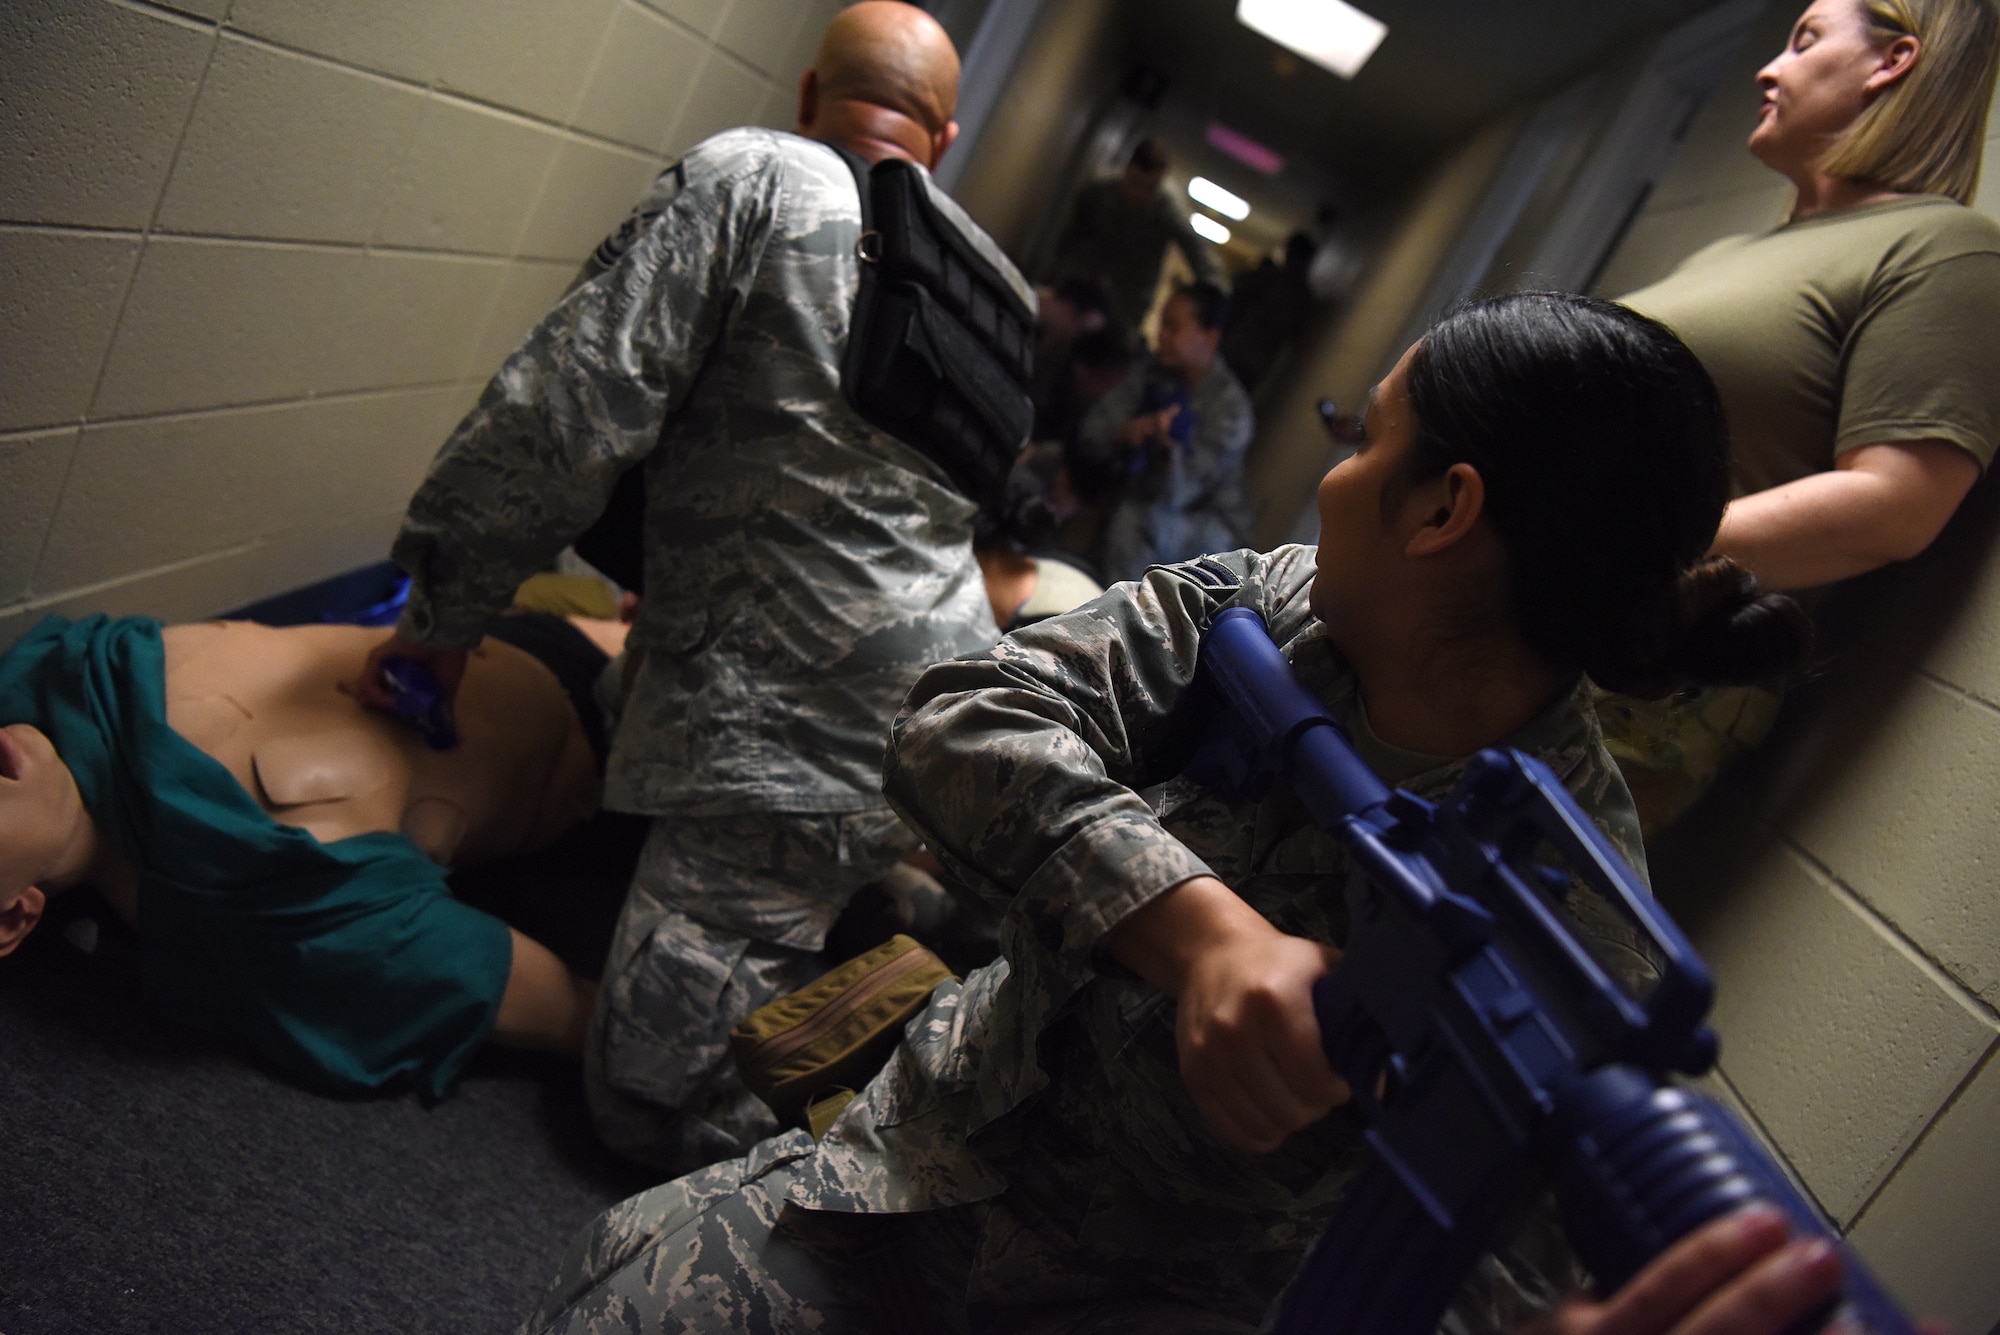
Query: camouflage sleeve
1048 182 1103 285
884 547 1314 965
1163 376 1254 510
391 138 782 649
1073 361 1146 481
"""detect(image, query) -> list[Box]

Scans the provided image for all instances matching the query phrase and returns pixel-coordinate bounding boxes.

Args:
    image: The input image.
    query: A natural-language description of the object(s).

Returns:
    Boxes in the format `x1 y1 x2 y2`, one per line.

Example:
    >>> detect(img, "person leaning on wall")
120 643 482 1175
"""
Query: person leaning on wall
1605 0 2000 838
343 3 1025 1173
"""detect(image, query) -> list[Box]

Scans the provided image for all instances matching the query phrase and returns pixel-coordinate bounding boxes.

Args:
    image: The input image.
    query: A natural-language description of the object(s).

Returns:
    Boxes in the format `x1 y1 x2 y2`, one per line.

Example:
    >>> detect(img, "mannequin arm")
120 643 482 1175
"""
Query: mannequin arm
493 929 596 1057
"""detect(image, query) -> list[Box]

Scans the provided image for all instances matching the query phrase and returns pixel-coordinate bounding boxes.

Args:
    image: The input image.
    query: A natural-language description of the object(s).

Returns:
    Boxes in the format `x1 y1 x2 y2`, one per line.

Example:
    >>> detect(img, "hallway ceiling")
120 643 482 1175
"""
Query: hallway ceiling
1124 0 1753 189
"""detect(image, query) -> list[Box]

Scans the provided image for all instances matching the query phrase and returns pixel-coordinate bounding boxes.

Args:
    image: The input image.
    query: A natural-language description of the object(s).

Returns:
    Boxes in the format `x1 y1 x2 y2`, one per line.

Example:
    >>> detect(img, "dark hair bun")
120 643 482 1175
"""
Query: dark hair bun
1587 557 1813 696
1404 293 1811 697
1663 556 1813 686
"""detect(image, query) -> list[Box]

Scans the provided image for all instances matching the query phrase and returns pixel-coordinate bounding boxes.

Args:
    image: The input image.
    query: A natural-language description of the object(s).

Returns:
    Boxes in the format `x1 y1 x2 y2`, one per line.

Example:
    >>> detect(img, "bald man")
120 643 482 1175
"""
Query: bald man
350 3 1028 1170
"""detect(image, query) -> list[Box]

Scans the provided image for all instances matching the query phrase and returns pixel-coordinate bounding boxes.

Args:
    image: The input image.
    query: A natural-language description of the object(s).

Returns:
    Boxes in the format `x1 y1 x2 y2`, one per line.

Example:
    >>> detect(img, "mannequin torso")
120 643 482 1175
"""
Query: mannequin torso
134 622 600 919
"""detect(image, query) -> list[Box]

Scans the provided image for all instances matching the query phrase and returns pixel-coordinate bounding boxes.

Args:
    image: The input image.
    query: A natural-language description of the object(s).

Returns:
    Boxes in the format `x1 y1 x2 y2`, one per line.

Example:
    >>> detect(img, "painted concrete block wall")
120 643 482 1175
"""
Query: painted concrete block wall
0 0 843 644
1592 3 2000 1328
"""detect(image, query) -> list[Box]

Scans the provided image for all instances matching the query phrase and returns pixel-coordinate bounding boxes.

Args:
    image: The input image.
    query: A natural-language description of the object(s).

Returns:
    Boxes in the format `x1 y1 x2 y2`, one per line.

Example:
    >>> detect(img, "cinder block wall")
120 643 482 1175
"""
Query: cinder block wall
1593 4 2000 1328
0 0 843 645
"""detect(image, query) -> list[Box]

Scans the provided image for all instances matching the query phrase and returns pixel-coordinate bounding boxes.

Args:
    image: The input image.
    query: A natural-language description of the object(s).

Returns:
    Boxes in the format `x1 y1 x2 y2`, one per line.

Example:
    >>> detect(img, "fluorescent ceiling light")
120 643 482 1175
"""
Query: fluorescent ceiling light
1236 0 1388 80
1189 213 1232 245
1188 176 1250 221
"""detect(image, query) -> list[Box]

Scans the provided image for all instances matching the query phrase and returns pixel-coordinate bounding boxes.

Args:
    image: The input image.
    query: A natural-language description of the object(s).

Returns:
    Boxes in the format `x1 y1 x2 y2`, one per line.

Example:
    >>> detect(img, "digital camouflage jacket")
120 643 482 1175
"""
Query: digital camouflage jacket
390 128 1022 816
786 546 1655 1329
1080 354 1257 583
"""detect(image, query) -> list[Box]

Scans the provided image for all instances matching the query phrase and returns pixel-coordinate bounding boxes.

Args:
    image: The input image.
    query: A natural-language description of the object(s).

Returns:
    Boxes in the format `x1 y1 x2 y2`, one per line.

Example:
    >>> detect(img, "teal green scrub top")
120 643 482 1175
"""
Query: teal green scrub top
0 615 512 1099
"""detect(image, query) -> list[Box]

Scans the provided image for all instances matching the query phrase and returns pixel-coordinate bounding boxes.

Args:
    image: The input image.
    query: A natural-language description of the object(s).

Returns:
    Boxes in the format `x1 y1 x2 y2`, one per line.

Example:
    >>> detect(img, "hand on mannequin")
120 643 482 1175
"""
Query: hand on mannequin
1523 1208 1854 1335
1107 874 1349 1151
342 634 469 712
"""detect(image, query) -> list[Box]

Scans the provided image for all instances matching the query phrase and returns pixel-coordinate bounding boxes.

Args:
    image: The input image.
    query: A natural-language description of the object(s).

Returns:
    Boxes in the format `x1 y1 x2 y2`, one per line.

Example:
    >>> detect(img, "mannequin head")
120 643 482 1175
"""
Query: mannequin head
0 723 87 957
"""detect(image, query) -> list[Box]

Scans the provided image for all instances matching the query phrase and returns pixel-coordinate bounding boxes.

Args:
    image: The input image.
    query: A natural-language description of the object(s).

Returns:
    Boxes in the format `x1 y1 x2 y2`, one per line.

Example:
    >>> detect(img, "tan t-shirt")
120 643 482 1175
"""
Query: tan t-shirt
1621 195 2000 495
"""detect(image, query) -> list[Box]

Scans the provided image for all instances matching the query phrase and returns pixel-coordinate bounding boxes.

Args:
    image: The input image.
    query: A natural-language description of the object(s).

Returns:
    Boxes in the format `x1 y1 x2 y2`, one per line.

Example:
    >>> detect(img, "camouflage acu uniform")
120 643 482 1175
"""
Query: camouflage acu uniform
1594 683 1785 842
1079 357 1257 583
388 127 1019 1166
526 548 1654 1333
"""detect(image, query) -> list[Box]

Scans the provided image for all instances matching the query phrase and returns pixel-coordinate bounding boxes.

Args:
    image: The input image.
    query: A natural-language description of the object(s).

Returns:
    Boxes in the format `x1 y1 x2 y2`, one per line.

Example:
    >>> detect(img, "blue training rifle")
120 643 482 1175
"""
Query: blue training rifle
1185 607 1916 1335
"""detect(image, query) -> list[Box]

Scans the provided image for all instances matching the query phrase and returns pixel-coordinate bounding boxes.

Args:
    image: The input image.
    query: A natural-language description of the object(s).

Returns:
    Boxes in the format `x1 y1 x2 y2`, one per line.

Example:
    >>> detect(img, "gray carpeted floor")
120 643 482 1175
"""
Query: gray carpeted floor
1 847 656 1335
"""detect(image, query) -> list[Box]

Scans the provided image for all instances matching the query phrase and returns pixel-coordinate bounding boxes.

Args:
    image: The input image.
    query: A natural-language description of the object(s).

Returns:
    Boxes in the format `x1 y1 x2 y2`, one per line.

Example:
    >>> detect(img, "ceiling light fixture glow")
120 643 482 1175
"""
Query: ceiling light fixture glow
1235 0 1388 81
1189 213 1232 245
1187 176 1250 221
1207 123 1286 176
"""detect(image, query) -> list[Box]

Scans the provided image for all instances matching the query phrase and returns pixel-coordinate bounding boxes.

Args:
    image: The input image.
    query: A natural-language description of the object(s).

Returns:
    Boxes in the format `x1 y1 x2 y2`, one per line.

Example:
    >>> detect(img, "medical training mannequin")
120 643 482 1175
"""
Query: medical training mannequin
0 615 613 1095
1606 0 2000 834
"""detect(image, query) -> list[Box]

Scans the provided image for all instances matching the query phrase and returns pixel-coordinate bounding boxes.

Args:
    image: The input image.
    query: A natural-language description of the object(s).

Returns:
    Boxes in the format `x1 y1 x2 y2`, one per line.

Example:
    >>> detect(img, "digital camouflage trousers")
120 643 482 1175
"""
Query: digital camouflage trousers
585 807 917 1171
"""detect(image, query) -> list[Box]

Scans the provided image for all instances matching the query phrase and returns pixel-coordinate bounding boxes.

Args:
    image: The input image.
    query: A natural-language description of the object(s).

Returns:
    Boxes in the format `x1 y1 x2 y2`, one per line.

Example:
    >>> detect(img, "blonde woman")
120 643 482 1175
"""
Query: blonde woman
1606 0 2000 835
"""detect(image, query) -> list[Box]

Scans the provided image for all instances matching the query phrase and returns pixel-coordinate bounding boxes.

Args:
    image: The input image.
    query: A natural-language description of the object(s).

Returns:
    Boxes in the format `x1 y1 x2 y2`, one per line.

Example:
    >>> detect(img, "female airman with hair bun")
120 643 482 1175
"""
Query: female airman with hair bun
525 293 1827 1335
